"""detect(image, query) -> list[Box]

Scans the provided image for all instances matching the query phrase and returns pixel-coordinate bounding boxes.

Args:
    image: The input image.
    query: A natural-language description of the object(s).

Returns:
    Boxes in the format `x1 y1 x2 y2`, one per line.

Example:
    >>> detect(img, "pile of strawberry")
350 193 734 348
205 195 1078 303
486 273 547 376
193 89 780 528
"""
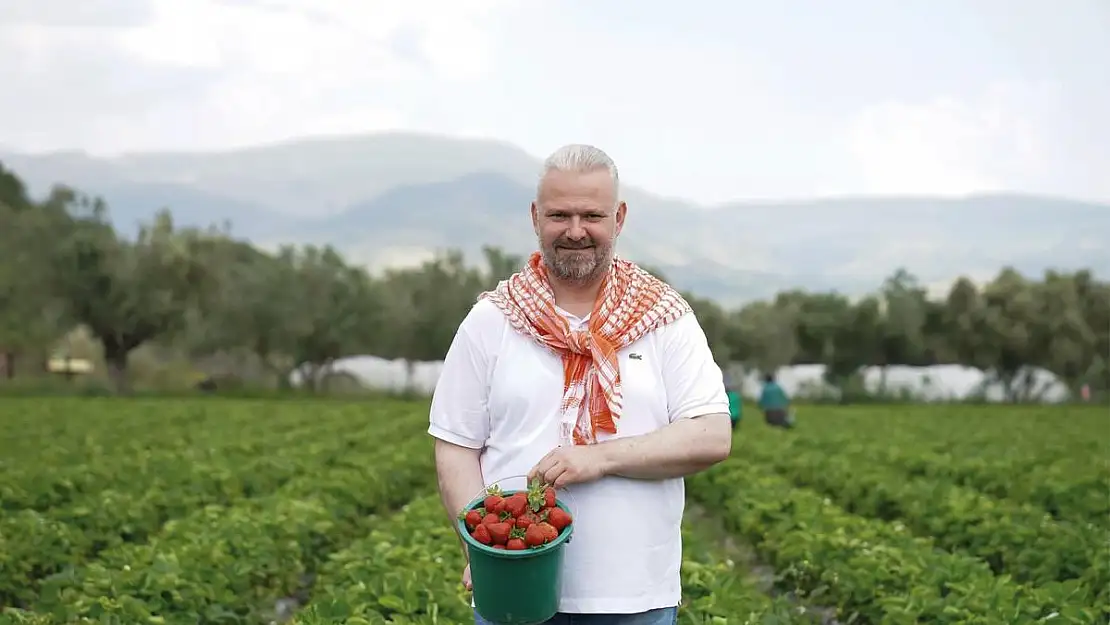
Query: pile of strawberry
461 477 574 550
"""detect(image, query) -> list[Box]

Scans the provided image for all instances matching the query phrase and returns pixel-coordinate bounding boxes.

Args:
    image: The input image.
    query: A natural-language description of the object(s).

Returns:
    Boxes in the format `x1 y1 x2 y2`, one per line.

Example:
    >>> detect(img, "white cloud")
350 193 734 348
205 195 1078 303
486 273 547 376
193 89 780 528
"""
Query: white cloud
0 1 151 28
115 0 517 82
845 81 1059 196
0 0 524 153
1 2 1106 205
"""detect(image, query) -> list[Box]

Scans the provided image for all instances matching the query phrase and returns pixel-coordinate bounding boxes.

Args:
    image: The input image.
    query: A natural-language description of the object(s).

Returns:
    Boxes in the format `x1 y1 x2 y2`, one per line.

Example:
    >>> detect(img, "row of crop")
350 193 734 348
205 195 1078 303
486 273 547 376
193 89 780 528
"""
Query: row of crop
768 412 1110 527
295 492 806 624
291 492 474 623
796 405 1106 457
0 397 195 447
0 398 299 467
0 410 411 609
23 418 437 622
687 456 1105 624
872 446 1107 528
808 436 1106 528
735 427 1109 601
1 416 340 513
793 405 1108 483
0 400 406 512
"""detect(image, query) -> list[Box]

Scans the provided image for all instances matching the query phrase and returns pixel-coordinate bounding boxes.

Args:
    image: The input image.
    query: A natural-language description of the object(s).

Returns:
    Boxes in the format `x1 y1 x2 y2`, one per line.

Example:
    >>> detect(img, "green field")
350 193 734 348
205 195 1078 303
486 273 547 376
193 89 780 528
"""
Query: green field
1 399 1107 625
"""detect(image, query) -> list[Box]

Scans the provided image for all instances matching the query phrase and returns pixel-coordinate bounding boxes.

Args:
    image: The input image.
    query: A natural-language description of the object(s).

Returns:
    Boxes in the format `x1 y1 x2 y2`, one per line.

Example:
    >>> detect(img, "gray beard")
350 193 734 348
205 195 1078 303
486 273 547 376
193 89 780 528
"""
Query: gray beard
541 244 611 284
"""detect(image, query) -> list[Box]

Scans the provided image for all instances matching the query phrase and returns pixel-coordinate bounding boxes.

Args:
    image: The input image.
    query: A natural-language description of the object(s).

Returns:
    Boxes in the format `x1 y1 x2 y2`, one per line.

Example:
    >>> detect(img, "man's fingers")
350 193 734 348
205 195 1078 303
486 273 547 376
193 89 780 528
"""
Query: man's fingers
529 448 561 483
542 461 568 487
527 462 545 482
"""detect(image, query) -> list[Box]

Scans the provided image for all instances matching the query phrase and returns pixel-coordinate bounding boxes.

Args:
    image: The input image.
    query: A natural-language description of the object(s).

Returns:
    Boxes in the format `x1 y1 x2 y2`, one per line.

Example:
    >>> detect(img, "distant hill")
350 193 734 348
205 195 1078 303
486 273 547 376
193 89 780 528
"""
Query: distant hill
3 132 1107 305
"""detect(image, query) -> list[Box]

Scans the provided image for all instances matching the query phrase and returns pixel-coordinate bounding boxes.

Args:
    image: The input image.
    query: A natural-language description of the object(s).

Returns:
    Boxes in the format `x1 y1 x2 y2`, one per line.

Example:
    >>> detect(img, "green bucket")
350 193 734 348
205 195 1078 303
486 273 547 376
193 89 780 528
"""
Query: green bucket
458 485 575 625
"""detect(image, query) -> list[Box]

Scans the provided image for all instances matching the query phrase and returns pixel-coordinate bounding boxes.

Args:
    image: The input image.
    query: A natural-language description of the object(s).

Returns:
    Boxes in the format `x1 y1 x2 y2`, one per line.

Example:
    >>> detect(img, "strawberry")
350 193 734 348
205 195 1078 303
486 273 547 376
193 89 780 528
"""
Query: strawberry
543 486 556 509
481 513 500 526
537 521 558 543
483 485 504 513
546 507 572 532
507 527 527 550
463 509 483 531
524 523 546 547
515 511 539 529
472 524 492 545
487 521 512 545
503 493 529 517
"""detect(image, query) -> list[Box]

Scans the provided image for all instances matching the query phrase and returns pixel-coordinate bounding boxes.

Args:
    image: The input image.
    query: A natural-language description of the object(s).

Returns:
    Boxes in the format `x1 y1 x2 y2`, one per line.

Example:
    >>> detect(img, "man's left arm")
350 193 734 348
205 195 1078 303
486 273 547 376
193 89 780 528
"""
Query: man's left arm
595 312 733 480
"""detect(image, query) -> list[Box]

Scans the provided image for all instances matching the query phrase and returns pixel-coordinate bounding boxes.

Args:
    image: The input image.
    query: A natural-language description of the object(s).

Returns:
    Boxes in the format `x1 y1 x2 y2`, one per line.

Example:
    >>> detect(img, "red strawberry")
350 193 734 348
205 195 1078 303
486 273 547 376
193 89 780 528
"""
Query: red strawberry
506 527 528 550
543 487 556 509
524 523 546 547
515 511 539 529
503 493 529 517
482 513 499 526
546 507 572 532
487 522 512 545
472 524 492 545
464 510 483 530
482 485 504 513
537 521 558 543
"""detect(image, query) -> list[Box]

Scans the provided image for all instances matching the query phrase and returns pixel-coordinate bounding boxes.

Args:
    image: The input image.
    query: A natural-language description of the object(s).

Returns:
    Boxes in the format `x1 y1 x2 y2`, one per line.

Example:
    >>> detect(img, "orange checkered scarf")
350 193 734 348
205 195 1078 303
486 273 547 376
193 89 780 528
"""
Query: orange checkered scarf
481 251 692 445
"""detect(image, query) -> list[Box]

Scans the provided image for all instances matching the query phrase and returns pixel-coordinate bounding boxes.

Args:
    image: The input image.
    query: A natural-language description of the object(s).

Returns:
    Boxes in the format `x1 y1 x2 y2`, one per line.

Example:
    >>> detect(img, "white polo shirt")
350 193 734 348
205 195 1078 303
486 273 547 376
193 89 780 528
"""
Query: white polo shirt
428 297 729 614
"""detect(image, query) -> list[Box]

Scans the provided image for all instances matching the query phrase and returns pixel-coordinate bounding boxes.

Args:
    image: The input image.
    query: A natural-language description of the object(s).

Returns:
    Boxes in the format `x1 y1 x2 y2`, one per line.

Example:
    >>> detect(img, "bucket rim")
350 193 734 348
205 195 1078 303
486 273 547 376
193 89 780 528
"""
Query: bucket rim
458 497 574 559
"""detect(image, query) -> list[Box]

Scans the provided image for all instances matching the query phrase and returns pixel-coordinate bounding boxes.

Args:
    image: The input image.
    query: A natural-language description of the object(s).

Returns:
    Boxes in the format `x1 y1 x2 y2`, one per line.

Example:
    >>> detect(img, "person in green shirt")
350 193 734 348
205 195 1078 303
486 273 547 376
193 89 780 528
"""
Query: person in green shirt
757 372 793 429
723 370 742 430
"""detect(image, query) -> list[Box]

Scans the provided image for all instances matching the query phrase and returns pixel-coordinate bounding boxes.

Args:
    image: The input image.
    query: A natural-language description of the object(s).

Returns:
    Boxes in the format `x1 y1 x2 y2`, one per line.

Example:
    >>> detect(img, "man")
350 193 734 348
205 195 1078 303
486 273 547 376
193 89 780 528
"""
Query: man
428 144 733 624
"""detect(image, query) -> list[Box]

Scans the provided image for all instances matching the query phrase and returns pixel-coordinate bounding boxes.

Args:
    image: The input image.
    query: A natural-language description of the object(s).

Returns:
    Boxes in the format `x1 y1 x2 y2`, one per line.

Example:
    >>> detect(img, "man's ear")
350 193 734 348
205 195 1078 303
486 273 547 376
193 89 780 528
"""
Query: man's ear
614 201 627 236
531 201 540 235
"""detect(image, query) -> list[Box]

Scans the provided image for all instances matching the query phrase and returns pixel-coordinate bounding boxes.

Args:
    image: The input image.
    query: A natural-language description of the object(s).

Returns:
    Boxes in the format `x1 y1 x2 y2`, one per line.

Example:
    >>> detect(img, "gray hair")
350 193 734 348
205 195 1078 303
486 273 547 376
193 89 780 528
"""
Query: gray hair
537 143 620 202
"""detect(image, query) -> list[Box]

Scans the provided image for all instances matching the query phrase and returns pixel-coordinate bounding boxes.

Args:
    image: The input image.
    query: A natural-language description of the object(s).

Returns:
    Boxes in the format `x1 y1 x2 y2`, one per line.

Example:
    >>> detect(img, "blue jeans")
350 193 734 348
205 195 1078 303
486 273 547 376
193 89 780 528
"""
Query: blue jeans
474 606 677 625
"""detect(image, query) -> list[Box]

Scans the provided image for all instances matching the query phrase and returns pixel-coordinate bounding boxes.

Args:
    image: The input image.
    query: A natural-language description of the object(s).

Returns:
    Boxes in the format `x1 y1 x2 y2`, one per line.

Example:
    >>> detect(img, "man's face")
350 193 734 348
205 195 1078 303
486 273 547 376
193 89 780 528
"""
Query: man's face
531 168 626 284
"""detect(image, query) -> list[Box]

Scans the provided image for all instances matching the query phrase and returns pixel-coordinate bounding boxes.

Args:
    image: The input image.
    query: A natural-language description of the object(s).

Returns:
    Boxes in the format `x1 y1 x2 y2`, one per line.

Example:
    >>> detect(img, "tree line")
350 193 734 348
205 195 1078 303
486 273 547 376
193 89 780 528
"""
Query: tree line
1 163 1106 400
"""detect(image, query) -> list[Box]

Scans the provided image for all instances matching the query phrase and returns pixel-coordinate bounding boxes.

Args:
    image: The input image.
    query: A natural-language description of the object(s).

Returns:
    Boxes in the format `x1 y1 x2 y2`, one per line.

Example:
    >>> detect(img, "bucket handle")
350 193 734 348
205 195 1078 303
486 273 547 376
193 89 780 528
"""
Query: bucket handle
463 474 578 541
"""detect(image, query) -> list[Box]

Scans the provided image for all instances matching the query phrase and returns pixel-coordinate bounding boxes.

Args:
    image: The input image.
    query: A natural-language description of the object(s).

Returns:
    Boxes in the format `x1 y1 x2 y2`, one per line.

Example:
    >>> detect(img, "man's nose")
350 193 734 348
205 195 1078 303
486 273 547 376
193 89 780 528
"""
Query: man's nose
566 217 588 240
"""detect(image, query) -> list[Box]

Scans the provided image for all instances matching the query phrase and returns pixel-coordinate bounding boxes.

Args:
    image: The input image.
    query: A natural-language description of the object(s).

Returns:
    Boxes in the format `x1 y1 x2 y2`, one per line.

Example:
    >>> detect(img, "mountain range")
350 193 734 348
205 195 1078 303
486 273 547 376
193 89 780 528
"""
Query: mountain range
2 132 1107 306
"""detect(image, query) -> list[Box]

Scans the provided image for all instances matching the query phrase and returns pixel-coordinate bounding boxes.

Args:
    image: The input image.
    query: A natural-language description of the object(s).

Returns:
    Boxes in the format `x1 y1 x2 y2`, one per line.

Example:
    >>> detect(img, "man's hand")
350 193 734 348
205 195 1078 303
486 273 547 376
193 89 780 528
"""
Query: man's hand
528 445 607 488
462 563 472 590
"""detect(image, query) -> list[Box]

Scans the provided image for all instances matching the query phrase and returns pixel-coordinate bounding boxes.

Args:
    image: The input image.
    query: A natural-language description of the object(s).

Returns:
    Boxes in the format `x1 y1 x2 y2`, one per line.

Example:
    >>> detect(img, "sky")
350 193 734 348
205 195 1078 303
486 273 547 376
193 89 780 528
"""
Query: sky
1 0 1108 205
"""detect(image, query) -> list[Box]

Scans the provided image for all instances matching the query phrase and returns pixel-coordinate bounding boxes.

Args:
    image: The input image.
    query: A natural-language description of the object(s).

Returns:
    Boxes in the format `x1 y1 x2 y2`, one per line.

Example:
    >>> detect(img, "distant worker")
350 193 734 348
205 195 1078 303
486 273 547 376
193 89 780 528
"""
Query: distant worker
758 372 793 429
723 369 743 429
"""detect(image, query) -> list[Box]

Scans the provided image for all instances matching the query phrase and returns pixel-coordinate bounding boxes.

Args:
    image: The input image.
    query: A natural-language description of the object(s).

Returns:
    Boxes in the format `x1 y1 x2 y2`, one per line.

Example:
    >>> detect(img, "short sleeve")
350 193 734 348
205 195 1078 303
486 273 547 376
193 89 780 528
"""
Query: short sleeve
659 312 730 422
428 303 493 449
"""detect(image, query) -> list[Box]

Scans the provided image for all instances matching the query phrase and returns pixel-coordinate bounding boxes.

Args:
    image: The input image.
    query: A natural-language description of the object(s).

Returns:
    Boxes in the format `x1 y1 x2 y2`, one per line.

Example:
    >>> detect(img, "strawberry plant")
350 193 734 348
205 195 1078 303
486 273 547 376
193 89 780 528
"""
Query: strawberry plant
689 457 1104 624
4 400 1106 624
